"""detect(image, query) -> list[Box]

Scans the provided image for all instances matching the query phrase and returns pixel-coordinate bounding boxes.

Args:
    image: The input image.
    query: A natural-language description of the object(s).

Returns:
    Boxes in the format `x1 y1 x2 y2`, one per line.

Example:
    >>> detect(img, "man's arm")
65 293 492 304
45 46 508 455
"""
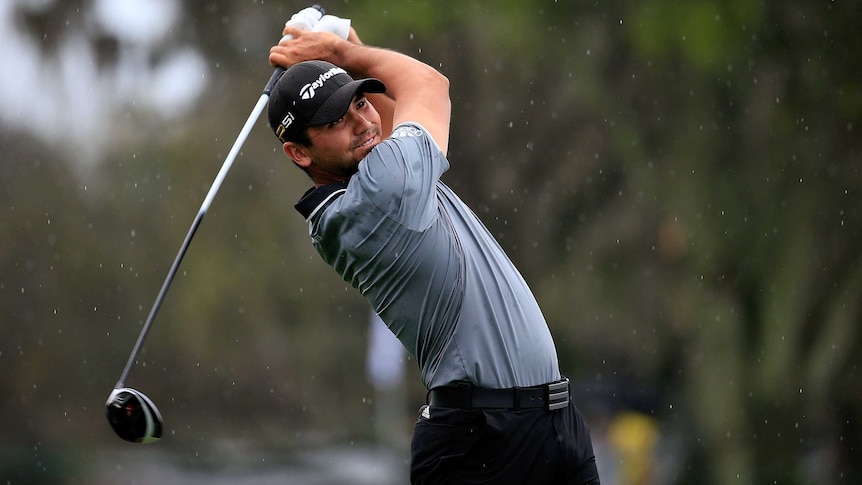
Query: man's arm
344 27 396 138
269 27 451 154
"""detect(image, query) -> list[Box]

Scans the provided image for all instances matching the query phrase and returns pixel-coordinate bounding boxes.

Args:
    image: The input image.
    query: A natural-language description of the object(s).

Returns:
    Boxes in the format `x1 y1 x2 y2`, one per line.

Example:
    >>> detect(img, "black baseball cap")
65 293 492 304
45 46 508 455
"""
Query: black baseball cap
268 60 386 143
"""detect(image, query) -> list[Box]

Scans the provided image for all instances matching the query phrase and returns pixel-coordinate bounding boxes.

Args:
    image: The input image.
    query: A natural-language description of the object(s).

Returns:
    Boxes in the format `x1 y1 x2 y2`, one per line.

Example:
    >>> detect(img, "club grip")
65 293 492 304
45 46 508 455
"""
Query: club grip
263 67 285 96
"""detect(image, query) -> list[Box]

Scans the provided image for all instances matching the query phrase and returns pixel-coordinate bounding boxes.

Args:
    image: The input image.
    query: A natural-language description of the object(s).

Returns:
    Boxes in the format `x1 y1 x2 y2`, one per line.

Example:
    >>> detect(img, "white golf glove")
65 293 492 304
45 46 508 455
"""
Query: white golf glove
281 6 351 43
313 15 351 40
285 6 324 31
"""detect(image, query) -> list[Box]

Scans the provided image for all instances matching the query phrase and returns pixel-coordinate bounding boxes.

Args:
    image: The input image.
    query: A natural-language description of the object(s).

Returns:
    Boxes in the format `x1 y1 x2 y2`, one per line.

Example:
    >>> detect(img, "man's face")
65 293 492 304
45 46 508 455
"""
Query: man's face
303 94 383 178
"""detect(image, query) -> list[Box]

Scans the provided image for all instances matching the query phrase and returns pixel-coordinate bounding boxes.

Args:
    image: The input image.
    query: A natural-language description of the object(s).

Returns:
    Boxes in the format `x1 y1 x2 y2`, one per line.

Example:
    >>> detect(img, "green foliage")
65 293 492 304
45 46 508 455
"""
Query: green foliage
629 0 765 71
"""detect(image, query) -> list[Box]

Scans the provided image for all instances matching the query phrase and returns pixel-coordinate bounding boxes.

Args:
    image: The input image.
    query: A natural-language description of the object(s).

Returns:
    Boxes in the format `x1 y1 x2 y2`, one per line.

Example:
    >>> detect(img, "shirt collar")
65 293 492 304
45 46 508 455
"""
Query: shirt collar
294 180 350 220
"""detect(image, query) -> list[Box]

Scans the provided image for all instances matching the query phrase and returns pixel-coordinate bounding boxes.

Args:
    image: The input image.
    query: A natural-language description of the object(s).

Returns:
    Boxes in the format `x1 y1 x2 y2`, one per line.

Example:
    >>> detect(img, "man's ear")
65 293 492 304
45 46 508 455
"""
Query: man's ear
283 142 312 169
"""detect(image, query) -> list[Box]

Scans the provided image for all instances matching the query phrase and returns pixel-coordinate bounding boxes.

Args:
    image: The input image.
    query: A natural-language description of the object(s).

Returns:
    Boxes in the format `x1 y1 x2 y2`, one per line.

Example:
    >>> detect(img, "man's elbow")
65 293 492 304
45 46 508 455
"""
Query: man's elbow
434 70 450 97
418 65 448 95
428 69 451 107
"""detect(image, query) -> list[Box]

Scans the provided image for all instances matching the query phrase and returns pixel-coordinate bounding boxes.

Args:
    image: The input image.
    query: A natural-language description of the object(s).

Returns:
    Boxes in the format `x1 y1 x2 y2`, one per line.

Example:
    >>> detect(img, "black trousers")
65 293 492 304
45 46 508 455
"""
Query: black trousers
410 401 600 484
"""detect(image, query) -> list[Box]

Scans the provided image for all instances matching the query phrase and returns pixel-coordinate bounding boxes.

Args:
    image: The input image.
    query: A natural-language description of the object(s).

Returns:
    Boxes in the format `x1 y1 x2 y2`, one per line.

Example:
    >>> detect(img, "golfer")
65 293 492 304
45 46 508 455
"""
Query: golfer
267 18 600 485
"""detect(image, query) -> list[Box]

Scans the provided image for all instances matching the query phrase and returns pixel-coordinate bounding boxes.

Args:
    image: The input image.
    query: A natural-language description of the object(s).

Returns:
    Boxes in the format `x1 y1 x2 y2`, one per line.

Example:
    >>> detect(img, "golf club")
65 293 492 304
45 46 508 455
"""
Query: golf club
106 5 326 444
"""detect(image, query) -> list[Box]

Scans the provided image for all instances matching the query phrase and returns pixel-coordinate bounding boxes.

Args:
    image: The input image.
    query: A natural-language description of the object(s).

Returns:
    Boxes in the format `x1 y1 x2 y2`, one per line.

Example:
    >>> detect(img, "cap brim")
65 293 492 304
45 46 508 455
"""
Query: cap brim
307 78 386 127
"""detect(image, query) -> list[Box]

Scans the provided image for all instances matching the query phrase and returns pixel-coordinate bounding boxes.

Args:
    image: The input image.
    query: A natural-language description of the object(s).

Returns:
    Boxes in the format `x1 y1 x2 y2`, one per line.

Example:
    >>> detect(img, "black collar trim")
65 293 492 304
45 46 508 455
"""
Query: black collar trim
294 180 350 220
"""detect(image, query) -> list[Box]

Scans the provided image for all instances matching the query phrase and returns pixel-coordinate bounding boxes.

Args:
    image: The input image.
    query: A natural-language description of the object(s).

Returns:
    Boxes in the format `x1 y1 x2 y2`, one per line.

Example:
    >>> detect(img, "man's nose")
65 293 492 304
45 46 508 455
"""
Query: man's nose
348 108 372 131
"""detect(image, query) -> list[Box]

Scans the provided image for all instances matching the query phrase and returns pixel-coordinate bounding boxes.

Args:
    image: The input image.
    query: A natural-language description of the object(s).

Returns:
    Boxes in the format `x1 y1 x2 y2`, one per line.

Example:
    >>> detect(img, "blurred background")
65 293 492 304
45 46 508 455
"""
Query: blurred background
1 0 860 483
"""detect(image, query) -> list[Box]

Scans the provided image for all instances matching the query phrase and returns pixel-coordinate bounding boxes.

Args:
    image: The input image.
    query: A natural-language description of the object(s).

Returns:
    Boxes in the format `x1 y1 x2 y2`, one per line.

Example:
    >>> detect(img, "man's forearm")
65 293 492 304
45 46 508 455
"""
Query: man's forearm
329 41 442 105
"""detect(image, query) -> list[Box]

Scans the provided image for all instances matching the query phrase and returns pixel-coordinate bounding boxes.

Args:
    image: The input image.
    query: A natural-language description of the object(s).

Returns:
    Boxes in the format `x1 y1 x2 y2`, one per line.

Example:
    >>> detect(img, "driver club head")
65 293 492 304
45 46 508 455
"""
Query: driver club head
106 388 163 444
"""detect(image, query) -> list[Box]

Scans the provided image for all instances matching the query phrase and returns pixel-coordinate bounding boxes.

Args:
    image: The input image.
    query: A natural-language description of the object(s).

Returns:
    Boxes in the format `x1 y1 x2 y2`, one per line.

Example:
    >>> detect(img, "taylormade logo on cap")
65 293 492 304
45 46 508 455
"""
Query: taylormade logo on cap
300 66 348 100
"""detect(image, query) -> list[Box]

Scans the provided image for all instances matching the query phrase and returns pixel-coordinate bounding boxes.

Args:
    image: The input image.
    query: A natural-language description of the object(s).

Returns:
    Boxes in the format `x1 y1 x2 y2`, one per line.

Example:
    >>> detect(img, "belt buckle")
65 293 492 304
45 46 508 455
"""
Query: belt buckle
547 378 570 411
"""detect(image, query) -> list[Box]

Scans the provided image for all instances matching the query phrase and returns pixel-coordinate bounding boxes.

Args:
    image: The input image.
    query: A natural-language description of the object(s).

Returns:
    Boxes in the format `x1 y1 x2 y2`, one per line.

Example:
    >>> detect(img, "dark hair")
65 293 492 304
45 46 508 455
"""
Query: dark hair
286 128 313 147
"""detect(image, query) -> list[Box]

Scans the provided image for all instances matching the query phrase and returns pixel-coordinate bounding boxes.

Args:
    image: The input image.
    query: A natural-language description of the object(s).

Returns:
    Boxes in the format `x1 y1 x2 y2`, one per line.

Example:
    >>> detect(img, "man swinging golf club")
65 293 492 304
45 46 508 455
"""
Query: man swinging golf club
267 13 601 485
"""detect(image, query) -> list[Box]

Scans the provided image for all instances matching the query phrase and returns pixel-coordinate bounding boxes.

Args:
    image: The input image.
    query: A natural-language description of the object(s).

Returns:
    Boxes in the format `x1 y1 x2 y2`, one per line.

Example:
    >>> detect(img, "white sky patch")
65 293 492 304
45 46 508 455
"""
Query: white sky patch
0 0 207 166
0 2 42 130
92 0 178 46
148 47 208 117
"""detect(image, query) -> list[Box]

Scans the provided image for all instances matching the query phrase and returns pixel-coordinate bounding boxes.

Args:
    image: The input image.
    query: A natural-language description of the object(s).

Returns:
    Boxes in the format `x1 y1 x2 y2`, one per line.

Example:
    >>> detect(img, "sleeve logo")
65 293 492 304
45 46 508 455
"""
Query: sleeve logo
391 125 424 138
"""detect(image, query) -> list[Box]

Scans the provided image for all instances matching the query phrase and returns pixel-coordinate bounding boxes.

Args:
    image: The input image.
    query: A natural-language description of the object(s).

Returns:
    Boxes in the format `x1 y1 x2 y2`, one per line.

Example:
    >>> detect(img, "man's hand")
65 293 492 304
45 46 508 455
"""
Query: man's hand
270 8 354 69
269 27 342 69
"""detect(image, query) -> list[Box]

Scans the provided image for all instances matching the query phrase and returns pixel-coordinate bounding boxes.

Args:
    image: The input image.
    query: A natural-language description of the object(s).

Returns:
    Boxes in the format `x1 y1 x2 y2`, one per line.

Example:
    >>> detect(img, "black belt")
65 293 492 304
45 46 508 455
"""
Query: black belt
428 378 570 411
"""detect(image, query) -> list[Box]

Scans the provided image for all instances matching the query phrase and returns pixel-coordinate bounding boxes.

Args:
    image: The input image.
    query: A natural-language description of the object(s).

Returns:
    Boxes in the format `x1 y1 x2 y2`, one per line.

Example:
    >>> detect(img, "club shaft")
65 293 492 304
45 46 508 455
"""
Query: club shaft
115 68 284 389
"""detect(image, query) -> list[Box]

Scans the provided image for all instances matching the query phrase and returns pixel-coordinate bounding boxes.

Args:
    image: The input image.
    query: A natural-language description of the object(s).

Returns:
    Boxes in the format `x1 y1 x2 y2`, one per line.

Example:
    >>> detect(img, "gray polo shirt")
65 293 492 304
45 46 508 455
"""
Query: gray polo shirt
295 123 560 389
